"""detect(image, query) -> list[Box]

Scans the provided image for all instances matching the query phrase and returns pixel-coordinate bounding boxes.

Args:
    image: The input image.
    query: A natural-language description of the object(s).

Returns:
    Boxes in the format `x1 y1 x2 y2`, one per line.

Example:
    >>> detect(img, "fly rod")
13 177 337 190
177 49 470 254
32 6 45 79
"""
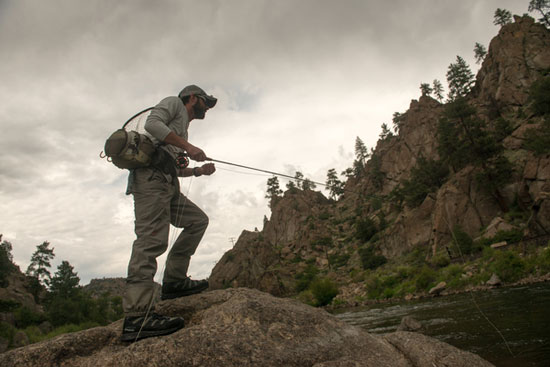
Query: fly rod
206 157 330 189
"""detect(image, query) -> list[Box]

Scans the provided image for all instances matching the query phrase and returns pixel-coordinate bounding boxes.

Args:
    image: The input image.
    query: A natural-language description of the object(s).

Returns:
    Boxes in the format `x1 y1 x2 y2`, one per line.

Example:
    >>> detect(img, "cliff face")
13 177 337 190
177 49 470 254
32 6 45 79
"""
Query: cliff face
209 16 550 297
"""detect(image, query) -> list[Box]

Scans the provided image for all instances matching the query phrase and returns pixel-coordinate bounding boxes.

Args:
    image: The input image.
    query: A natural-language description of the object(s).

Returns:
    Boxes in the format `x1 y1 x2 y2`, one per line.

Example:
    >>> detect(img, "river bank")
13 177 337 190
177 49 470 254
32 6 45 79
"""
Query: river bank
326 243 550 310
328 273 550 310
333 282 550 367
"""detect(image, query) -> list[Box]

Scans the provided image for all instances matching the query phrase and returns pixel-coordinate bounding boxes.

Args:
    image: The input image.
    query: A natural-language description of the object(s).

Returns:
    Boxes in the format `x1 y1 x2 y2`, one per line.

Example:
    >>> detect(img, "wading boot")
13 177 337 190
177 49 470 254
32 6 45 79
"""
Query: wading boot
161 277 209 300
121 313 185 342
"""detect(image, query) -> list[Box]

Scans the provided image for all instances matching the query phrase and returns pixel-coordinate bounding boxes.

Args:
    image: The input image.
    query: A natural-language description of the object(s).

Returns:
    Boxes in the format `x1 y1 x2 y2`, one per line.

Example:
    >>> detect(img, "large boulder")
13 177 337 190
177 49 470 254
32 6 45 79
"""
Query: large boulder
0 288 494 367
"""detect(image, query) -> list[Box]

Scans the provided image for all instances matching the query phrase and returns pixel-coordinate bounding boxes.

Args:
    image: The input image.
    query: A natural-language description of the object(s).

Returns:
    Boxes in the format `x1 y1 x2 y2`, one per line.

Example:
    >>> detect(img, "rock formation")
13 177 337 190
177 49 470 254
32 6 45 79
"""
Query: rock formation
209 16 550 297
0 288 494 367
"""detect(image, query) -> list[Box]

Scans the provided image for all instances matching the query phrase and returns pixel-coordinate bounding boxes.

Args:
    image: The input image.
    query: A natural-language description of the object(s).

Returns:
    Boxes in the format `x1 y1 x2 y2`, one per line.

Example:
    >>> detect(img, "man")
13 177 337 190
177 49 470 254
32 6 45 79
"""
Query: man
121 85 217 342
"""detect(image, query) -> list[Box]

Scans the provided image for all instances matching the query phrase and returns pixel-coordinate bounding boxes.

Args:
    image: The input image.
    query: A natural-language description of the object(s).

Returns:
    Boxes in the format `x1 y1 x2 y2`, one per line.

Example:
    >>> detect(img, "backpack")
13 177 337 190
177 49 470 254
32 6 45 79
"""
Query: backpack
102 107 157 170
103 128 157 169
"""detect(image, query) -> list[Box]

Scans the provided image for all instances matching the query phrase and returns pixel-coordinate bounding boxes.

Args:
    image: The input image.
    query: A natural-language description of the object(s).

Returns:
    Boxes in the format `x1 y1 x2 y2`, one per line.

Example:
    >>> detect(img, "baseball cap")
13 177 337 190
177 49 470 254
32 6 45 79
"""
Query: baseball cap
178 85 217 108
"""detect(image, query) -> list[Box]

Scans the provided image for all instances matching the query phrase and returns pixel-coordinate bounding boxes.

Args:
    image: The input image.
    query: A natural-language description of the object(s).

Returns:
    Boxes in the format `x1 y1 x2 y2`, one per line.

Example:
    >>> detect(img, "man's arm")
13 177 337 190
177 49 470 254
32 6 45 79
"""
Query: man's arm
163 131 207 161
178 163 216 177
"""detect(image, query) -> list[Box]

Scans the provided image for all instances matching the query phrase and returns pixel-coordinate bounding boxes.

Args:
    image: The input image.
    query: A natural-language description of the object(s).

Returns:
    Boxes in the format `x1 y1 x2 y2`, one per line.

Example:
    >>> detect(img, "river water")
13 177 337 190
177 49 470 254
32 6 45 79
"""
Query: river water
333 282 550 367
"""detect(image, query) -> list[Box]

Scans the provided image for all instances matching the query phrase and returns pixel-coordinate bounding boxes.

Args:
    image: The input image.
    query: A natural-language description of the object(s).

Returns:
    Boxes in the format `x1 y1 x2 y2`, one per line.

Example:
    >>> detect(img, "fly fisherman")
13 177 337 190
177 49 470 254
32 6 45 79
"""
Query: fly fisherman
121 85 217 342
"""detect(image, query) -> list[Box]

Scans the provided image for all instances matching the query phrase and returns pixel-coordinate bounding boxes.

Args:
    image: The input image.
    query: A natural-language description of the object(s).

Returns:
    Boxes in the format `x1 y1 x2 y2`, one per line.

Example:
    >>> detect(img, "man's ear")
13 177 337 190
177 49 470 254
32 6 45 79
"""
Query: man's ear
189 94 199 105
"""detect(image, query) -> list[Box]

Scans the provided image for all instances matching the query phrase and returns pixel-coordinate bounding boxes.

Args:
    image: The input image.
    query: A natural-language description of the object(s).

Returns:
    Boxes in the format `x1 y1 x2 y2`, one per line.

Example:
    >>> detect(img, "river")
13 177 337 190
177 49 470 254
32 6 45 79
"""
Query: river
333 282 550 367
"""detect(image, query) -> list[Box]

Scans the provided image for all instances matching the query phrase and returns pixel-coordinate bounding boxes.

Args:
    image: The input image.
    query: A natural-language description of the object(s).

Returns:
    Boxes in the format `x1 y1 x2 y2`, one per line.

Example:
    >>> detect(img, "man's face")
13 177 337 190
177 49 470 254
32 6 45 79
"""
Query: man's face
193 95 209 119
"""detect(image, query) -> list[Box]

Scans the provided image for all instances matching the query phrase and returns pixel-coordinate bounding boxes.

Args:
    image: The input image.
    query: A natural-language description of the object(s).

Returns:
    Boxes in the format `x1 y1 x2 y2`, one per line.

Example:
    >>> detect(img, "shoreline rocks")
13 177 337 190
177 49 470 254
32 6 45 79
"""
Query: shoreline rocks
0 288 494 367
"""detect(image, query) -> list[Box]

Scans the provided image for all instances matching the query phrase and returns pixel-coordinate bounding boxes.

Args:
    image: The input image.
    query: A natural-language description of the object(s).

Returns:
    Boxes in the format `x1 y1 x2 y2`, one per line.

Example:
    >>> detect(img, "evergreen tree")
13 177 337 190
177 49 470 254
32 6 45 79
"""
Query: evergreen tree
293 171 305 188
301 178 316 191
474 42 487 64
353 137 369 177
49 260 80 298
0 235 15 287
326 168 344 200
26 241 55 287
392 112 404 133
265 176 283 208
529 0 550 27
494 8 512 26
437 98 510 211
397 156 449 207
285 180 297 191
379 123 393 140
446 56 475 101
341 167 354 179
432 79 444 102
420 83 433 96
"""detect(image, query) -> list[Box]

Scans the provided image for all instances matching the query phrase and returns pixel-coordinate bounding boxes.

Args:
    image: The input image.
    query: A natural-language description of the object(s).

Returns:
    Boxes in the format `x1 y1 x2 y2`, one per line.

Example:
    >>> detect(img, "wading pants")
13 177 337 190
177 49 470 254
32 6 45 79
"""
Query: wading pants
123 167 209 316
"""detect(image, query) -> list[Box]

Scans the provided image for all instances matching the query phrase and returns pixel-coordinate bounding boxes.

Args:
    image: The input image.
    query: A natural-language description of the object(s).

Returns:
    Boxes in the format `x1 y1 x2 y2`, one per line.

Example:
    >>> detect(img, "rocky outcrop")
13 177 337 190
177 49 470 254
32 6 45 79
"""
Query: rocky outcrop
0 288 494 367
210 189 334 296
209 16 550 300
0 264 42 314
475 16 550 109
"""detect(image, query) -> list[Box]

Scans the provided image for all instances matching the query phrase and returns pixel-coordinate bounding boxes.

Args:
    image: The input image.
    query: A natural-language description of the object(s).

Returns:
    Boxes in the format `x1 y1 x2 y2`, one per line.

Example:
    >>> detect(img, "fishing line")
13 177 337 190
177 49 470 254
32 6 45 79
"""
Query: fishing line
207 157 368 198
207 157 330 189
216 166 275 177
443 213 515 357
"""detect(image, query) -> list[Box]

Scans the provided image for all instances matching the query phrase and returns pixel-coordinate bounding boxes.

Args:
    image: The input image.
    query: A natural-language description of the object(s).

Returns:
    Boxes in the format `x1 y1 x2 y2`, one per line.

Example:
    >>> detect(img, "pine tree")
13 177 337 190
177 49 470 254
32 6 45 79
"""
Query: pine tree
420 83 433 96
286 180 297 191
326 168 344 200
392 112 404 133
26 241 55 287
301 178 316 191
265 176 283 208
437 98 510 211
49 260 80 298
474 42 487 64
529 0 550 27
432 79 444 102
379 123 393 140
446 56 475 101
0 235 15 287
494 8 512 26
293 171 305 189
354 137 369 164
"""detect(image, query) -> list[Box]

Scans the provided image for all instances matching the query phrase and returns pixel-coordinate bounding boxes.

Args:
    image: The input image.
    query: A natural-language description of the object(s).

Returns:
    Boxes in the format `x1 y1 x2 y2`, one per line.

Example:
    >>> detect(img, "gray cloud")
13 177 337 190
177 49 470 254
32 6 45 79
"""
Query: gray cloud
0 0 529 284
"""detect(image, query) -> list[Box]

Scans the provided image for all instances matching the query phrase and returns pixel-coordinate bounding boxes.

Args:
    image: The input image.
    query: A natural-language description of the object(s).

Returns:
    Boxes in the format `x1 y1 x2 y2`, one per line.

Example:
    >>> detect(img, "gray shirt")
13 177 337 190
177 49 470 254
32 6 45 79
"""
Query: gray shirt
145 96 190 160
126 96 190 194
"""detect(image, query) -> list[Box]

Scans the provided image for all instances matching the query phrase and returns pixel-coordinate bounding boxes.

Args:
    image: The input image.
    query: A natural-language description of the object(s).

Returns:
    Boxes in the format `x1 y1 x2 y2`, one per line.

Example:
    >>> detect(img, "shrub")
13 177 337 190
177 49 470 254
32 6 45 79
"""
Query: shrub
491 250 526 282
399 156 449 208
536 247 550 273
0 321 15 347
431 253 451 268
14 306 46 328
295 264 319 292
415 266 437 292
328 252 350 268
355 217 378 243
529 76 550 116
358 246 387 270
451 226 475 255
523 116 550 155
310 278 339 306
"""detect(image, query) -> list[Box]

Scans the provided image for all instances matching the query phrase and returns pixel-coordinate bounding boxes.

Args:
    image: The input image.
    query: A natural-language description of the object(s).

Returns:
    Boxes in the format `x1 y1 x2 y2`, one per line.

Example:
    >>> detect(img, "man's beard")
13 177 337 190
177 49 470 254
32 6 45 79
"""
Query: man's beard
193 104 206 119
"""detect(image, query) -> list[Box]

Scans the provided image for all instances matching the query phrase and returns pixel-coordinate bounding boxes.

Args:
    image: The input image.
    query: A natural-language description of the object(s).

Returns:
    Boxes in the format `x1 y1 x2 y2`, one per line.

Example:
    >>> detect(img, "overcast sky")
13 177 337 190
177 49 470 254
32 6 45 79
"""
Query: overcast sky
0 0 530 285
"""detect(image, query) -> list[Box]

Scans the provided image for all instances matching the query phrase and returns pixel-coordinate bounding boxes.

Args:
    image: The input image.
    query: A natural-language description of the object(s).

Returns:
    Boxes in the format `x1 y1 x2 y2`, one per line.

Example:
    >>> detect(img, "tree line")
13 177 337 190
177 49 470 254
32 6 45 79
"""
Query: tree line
0 236 122 347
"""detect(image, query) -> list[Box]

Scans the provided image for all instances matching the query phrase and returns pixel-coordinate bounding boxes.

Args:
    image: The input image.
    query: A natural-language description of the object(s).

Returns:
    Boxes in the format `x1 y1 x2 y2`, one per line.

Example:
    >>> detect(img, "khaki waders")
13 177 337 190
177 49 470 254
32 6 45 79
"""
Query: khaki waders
123 167 208 316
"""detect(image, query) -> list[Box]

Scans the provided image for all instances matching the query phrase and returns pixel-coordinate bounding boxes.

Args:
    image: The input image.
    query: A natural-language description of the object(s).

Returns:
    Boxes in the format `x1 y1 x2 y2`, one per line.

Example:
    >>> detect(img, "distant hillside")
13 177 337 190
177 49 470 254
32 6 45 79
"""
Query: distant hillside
209 16 550 306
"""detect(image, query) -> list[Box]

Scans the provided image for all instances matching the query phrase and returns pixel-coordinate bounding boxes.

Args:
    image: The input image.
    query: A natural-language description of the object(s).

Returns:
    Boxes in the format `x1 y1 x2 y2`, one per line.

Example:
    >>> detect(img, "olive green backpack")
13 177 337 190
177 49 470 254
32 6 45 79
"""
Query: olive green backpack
102 107 157 170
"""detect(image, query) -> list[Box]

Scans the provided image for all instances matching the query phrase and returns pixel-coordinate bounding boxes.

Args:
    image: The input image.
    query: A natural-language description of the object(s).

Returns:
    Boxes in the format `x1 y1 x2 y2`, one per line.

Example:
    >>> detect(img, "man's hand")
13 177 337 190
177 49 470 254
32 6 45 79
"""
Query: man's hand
163 132 207 162
186 144 207 162
200 163 216 176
